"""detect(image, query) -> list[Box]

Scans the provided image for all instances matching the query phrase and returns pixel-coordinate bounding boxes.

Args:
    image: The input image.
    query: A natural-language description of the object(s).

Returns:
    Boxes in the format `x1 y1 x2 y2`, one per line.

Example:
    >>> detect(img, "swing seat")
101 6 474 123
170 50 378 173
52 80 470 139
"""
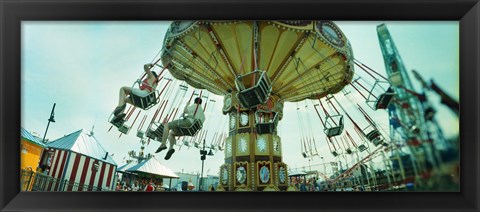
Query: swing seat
110 119 125 128
136 130 145 139
194 142 200 149
177 119 203 137
374 87 394 110
256 122 275 134
183 140 191 147
210 144 217 150
331 151 339 157
130 90 159 110
325 125 344 137
118 125 130 134
302 152 308 158
146 123 164 140
346 148 353 154
235 70 272 109
324 115 344 137
109 113 126 128
255 112 278 134
371 137 383 146
357 144 368 152
366 130 380 142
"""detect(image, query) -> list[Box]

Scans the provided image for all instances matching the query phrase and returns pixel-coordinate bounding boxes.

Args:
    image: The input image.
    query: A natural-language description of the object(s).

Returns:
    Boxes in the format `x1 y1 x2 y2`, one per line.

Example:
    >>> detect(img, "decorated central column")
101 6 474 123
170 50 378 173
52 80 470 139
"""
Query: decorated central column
219 92 288 191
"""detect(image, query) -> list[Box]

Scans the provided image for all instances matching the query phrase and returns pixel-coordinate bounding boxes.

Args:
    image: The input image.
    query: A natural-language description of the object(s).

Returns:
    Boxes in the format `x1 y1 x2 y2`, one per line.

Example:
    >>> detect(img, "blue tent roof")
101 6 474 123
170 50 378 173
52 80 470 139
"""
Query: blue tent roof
47 129 116 166
21 127 46 147
117 161 138 174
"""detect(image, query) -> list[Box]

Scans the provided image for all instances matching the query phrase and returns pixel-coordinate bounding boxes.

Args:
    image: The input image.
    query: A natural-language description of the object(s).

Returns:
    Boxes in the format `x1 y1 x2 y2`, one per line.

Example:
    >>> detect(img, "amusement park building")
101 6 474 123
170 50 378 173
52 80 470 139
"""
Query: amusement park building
20 127 46 172
39 129 117 191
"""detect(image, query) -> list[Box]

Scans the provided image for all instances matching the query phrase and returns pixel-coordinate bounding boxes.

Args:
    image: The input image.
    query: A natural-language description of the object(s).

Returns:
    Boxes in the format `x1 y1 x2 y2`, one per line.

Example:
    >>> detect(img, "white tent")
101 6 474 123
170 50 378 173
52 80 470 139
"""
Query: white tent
126 156 179 179
288 170 307 177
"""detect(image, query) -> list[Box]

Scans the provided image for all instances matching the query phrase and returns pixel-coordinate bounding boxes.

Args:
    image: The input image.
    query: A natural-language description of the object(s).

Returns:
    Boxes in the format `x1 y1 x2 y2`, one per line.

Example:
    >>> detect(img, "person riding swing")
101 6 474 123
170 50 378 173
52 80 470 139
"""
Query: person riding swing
111 63 159 123
155 97 206 160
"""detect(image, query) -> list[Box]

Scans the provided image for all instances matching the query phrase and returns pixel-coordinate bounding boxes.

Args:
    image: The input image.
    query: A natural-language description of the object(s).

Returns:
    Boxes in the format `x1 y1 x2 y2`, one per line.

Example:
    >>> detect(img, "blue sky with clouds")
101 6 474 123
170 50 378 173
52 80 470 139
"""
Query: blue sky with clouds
22 21 459 176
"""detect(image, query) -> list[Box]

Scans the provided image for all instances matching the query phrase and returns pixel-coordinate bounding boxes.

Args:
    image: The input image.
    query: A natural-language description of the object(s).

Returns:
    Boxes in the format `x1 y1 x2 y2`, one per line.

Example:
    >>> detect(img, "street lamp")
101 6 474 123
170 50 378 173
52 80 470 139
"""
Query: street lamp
199 139 214 191
42 103 56 144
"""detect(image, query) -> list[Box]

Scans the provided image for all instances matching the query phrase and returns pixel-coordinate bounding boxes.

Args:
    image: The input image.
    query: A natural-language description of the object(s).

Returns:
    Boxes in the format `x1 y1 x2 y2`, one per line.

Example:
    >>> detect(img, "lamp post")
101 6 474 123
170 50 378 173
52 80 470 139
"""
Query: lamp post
42 103 56 144
199 139 214 191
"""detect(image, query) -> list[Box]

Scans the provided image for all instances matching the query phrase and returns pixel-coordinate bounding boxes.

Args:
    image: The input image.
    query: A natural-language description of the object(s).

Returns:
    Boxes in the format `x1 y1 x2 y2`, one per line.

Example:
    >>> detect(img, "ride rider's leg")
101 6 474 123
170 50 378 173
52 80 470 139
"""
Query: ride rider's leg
168 130 176 150
114 86 131 115
118 86 131 106
160 124 170 148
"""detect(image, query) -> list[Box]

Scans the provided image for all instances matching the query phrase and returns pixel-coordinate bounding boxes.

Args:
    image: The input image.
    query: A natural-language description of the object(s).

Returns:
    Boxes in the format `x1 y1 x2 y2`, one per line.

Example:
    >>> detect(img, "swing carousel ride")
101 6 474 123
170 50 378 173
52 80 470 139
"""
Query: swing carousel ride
110 21 459 192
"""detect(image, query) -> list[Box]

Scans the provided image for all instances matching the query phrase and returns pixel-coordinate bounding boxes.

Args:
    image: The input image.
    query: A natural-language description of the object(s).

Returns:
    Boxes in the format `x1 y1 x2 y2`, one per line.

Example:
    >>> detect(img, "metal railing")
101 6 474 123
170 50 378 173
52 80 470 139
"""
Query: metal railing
21 169 110 192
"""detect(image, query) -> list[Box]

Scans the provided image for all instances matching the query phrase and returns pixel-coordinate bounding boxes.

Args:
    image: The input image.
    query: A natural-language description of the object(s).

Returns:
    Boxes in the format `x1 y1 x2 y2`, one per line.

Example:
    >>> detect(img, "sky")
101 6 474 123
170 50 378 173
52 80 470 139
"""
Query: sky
21 21 459 177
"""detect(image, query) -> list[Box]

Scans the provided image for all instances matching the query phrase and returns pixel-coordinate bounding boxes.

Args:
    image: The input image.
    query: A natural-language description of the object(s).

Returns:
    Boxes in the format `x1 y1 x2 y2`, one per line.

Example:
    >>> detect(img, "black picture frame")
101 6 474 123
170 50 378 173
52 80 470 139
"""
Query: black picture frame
1 0 479 211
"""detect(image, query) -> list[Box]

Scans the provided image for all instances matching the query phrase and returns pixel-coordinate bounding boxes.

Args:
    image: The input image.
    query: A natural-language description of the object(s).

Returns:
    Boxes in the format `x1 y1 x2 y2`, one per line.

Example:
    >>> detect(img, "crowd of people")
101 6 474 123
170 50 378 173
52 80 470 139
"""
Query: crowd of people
116 176 166 192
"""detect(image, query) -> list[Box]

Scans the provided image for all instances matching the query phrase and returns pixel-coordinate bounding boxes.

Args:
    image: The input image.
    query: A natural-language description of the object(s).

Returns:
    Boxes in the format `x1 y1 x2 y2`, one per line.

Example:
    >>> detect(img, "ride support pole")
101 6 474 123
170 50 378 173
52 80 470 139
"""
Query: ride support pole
354 60 389 81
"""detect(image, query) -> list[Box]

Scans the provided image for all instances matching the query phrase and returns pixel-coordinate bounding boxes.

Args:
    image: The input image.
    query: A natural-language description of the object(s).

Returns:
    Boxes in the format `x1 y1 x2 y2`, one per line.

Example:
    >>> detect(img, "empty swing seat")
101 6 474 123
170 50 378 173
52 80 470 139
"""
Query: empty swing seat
131 90 158 110
109 113 126 128
357 144 368 152
346 148 353 154
177 119 202 137
235 70 272 109
324 115 344 137
374 87 394 110
111 119 125 128
255 112 278 134
302 152 308 158
366 130 380 142
371 137 384 146
331 151 339 157
137 130 145 139
118 125 130 134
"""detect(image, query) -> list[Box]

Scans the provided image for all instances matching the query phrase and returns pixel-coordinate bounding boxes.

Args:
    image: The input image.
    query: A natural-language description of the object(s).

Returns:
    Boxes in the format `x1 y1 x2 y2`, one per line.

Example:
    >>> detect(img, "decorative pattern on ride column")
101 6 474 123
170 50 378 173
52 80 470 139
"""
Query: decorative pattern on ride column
225 137 232 158
255 134 269 155
257 161 272 186
220 164 231 189
234 162 249 187
273 135 282 156
276 162 288 187
236 133 250 156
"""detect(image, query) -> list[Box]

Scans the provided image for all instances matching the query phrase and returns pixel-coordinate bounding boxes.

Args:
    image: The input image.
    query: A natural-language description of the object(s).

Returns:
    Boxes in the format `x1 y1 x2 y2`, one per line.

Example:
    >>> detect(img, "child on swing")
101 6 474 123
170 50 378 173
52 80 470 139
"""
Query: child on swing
155 97 205 160
112 63 159 123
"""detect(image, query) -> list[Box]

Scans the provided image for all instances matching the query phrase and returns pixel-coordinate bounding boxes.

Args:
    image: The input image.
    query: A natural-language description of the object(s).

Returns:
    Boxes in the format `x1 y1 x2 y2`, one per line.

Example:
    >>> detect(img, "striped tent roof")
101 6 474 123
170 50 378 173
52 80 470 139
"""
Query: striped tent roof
126 156 179 178
47 129 117 165
117 161 138 174
21 127 46 147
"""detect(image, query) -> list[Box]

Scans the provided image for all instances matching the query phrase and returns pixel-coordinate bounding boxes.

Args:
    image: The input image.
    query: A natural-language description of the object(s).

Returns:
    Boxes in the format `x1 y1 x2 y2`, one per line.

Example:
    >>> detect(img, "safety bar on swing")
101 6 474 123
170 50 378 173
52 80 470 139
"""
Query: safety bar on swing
129 80 161 110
